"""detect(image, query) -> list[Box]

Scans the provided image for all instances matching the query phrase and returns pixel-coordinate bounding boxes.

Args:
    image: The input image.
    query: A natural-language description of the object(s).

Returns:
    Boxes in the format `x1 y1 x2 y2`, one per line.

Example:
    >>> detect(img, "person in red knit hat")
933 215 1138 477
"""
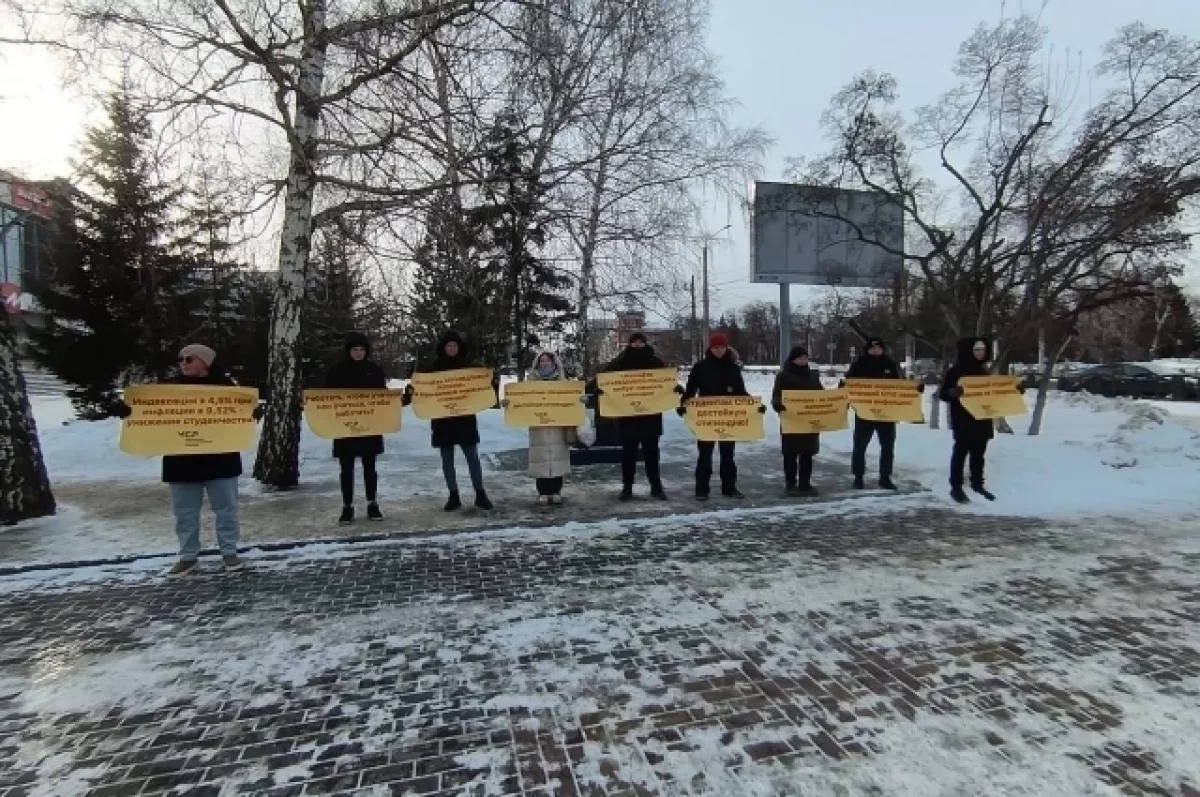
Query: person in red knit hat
679 332 758 500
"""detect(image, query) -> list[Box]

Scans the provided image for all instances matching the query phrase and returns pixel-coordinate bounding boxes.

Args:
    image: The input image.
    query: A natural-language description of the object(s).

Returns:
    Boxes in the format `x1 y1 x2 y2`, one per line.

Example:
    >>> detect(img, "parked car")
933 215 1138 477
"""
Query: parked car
1057 363 1191 399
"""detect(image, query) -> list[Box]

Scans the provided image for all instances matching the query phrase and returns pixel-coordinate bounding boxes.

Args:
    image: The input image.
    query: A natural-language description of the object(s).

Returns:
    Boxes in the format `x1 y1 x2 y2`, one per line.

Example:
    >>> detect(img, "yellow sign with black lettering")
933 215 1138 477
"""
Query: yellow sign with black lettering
597 368 680 417
119 384 259 456
780 388 849 434
846 379 925 423
958 376 1027 420
503 380 586 427
684 396 765 442
303 389 403 439
410 368 496 420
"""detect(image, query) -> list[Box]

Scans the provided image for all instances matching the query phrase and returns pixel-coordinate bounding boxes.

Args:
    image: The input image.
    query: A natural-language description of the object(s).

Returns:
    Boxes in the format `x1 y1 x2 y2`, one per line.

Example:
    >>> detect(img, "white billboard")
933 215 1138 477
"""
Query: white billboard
750 182 905 288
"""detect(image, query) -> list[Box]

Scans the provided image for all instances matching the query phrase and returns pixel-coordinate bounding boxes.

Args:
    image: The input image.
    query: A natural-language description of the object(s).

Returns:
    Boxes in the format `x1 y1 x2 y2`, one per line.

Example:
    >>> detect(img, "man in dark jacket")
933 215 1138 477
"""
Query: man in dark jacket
680 332 751 500
325 332 401 524
415 331 493 511
114 344 260 577
846 336 913 490
599 332 673 501
771 346 824 496
939 337 998 503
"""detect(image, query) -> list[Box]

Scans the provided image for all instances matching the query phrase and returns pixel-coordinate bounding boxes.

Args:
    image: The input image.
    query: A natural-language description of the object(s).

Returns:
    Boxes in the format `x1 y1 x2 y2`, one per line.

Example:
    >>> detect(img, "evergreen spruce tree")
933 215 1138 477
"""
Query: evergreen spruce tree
30 91 197 417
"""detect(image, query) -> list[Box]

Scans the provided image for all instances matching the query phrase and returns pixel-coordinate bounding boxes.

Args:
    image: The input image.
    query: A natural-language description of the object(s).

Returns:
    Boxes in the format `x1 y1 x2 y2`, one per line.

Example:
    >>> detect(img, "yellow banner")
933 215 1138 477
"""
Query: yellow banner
410 367 496 420
780 388 849 434
303 389 403 439
119 384 258 456
847 378 925 423
596 368 680 417
503 380 586 427
684 396 765 442
958 375 1028 420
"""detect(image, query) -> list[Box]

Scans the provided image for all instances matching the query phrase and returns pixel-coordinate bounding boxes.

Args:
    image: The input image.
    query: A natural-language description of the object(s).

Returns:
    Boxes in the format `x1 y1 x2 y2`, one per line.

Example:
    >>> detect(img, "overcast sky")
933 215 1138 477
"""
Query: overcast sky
1 0 1198 311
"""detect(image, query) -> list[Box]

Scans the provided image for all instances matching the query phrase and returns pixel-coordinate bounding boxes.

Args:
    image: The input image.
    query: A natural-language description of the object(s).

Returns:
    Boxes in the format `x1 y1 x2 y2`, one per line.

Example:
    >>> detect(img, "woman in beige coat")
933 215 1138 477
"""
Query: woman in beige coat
525 352 576 504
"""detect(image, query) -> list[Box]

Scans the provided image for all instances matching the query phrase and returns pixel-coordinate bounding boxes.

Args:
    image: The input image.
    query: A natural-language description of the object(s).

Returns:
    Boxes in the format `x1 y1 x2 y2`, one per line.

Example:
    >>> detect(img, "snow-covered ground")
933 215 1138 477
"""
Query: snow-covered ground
6 378 1199 568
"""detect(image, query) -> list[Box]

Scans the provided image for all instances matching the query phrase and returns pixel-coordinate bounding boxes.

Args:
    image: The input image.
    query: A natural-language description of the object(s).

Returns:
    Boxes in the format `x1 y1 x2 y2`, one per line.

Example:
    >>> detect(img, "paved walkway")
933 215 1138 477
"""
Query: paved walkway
1 501 1197 796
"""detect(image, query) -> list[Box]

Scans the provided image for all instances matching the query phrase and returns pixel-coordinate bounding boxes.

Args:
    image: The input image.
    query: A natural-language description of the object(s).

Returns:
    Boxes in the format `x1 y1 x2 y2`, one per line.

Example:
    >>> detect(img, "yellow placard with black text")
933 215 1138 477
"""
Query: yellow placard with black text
847 378 925 423
303 389 403 439
119 384 259 456
597 368 680 417
958 376 1028 420
780 388 849 434
410 368 496 420
503 380 586 427
684 396 765 442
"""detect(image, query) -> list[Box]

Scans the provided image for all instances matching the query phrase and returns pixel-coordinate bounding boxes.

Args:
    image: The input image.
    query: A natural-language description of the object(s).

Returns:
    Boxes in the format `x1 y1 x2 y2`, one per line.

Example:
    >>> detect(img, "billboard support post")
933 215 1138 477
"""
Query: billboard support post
778 282 790 365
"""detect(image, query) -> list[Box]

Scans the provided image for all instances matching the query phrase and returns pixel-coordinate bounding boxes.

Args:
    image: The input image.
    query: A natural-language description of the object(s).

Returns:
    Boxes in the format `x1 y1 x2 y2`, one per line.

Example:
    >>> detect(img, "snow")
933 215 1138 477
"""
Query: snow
7 379 1200 569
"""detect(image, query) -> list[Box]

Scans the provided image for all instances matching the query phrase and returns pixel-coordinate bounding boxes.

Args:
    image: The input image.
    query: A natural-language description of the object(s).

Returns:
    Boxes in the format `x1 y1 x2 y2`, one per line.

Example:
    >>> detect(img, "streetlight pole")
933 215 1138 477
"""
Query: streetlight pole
700 224 731 347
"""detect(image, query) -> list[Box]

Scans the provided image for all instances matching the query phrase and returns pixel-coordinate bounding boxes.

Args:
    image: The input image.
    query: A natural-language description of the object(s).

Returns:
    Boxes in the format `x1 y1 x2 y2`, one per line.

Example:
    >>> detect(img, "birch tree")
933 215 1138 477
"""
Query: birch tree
21 0 496 487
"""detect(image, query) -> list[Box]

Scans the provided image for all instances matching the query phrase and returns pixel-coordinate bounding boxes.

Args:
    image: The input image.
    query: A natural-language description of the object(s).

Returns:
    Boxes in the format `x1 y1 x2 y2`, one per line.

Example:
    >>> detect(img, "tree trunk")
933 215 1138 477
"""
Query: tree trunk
928 385 941 430
1027 334 1073 436
252 3 328 489
0 315 56 525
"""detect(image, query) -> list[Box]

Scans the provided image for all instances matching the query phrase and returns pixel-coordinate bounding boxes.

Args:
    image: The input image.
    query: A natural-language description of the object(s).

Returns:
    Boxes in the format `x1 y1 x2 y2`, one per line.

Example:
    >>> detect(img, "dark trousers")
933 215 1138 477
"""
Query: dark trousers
784 453 814 487
950 438 988 488
696 441 736 495
621 437 662 489
338 454 377 505
851 420 895 479
536 477 564 496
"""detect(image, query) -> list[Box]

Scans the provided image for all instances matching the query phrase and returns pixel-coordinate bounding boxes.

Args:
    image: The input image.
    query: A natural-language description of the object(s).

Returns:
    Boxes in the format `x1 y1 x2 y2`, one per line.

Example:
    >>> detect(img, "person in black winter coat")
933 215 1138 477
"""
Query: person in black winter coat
846 336 920 490
680 332 753 500
324 332 399 524
415 331 494 511
111 343 262 577
939 337 998 503
771 346 824 495
598 332 674 501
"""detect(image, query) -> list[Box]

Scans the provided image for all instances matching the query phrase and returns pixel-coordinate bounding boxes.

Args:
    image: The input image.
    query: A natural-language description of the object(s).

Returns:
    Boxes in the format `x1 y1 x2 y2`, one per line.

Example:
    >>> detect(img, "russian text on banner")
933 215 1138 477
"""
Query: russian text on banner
596 368 680 417
303 389 403 439
846 378 925 423
503 380 586 427
410 367 496 420
684 396 765 442
780 388 850 434
958 375 1028 420
119 384 259 456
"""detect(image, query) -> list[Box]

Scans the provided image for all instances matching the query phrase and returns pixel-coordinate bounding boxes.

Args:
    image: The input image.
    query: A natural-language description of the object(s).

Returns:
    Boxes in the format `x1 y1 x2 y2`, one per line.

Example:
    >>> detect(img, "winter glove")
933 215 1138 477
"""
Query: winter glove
772 401 785 413
593 387 605 396
499 399 510 409
917 383 926 394
252 404 265 421
757 405 767 414
577 395 589 404
673 384 685 394
1017 384 1027 395
110 400 133 419
837 379 846 388
949 386 964 399
401 392 412 407
676 406 687 417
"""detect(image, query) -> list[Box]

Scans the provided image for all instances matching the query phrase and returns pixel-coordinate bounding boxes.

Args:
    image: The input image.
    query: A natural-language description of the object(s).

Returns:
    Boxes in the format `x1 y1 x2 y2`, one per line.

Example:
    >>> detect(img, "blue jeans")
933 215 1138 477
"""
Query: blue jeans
169 477 240 560
440 444 484 493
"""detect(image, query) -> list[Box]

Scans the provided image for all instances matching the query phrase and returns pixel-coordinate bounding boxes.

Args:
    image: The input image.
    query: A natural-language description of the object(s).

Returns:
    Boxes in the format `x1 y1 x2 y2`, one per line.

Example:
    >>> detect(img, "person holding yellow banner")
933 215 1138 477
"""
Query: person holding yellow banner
771 346 825 496
510 352 577 504
324 332 406 525
847 336 923 491
415 330 494 512
680 332 762 501
938 337 1019 504
110 344 262 577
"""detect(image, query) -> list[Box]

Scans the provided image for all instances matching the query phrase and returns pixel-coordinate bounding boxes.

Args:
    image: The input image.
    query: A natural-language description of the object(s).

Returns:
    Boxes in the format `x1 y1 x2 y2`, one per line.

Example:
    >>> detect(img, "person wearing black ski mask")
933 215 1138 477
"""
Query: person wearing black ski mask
939 337 998 503
598 332 673 501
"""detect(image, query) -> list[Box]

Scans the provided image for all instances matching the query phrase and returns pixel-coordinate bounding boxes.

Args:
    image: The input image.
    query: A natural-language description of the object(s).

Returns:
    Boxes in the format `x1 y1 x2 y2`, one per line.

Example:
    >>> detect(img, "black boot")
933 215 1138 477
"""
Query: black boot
475 490 494 510
619 485 633 502
649 485 668 501
951 486 970 504
971 484 996 501
785 483 801 497
444 492 462 511
853 475 864 489
367 502 383 521
338 505 354 525
722 487 745 499
878 477 897 491
799 482 818 496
